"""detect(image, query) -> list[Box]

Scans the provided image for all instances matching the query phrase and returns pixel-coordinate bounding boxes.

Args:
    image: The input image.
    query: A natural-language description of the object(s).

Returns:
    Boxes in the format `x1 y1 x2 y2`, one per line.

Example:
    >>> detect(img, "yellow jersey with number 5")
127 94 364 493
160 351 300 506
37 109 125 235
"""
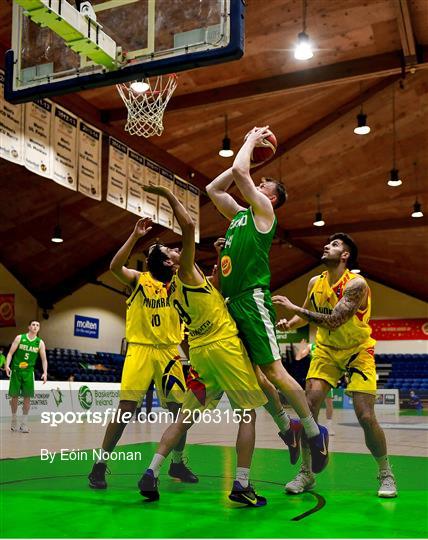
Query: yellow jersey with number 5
126 272 182 346
169 269 238 349
310 269 375 350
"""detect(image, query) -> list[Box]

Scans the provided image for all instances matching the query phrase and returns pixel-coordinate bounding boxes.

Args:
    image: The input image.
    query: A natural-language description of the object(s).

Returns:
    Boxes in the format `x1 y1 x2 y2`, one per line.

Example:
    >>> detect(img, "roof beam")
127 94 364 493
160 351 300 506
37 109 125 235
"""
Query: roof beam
395 0 417 66
104 48 428 121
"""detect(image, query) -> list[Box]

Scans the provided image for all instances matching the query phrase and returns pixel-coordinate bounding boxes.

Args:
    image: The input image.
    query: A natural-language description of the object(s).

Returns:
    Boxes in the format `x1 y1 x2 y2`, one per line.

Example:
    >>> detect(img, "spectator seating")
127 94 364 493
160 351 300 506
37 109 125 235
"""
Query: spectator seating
375 353 428 399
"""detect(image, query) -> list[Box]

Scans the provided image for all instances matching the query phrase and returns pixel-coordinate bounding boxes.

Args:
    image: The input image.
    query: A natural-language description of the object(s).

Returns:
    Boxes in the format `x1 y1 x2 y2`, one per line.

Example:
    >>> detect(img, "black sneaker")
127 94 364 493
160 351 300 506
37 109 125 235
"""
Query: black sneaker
88 462 108 489
308 424 329 473
168 460 199 483
229 481 267 507
138 469 159 501
278 418 302 465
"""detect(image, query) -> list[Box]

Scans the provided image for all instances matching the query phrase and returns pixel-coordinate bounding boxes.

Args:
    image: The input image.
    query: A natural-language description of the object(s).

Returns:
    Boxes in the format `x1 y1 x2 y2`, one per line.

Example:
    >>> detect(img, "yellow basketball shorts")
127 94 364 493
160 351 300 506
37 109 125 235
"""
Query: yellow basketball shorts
120 343 186 407
182 335 267 412
307 342 377 395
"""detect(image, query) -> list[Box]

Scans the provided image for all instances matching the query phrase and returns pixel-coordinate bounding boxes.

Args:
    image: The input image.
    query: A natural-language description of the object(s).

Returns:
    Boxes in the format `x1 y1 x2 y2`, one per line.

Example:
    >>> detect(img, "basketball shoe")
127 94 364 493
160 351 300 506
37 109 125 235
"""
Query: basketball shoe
278 418 302 465
10 418 18 432
138 469 160 501
229 481 267 507
168 459 199 483
285 468 316 494
19 423 29 433
88 462 108 489
308 424 329 473
377 470 397 498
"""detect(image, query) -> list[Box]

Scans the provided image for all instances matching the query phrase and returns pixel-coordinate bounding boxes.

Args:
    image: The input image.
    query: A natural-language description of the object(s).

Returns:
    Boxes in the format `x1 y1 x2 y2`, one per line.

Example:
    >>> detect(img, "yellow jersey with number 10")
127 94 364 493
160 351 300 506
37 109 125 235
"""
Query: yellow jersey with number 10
126 272 182 346
169 269 238 349
310 269 376 350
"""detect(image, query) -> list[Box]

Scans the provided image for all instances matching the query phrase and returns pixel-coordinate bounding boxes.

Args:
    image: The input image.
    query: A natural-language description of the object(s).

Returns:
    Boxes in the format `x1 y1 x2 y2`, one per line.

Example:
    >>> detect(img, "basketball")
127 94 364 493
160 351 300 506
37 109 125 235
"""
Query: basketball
250 131 277 167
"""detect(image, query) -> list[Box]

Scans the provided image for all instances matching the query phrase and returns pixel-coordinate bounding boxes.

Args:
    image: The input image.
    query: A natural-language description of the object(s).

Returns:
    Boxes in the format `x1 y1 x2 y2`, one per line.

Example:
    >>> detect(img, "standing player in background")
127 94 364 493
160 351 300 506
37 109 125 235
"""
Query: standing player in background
274 233 397 497
206 126 329 474
6 320 48 433
88 218 198 489
138 185 268 506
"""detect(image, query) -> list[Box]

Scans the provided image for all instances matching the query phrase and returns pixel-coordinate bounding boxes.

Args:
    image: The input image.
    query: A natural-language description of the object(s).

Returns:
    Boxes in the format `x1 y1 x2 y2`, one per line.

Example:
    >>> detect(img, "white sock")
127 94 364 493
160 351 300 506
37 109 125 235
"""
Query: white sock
235 467 250 488
148 453 165 478
376 455 391 473
171 450 183 464
11 413 17 422
96 449 109 464
273 408 291 433
301 415 320 438
327 419 333 428
301 445 312 471
22 412 28 424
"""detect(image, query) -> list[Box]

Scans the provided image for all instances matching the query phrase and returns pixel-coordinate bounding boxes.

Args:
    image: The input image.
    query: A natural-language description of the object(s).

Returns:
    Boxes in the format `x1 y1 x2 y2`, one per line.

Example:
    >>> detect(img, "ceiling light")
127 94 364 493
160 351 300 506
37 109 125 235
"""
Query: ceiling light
411 200 423 218
51 224 63 243
294 32 313 60
351 268 361 274
219 114 234 157
130 79 149 93
387 83 403 187
387 168 402 187
313 193 325 226
354 112 370 135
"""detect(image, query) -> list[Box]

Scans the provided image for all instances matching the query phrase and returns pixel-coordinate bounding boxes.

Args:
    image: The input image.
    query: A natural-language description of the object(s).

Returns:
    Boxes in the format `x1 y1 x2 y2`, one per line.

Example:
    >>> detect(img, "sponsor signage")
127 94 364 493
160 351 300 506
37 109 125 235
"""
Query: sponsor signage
74 315 99 339
370 318 428 340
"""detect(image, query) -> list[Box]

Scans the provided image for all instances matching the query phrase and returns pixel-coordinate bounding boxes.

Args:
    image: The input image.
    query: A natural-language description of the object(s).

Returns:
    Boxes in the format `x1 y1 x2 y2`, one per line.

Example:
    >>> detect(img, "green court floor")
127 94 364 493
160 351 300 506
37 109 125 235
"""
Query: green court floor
1 443 427 538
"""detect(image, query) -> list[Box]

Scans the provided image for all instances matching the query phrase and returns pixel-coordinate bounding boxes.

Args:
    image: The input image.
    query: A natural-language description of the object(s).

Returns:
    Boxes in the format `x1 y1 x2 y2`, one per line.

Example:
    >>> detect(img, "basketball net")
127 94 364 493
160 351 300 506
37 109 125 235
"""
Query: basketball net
116 74 177 137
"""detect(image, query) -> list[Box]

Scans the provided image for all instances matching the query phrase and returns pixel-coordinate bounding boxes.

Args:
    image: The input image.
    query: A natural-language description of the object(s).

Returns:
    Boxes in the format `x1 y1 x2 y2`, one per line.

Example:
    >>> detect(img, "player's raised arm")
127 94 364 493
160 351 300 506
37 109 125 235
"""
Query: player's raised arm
232 127 275 220
110 218 152 286
206 167 245 220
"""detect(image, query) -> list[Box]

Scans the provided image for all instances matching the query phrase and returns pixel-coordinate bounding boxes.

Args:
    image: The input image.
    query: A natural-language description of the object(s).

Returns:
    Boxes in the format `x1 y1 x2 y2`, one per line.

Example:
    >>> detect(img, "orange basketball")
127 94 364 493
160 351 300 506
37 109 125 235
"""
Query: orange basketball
250 131 277 167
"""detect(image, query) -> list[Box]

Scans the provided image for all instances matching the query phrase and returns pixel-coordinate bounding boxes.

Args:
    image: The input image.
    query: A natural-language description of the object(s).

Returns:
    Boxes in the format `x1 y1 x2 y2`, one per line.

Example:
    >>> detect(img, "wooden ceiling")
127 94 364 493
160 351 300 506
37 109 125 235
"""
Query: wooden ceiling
0 0 427 308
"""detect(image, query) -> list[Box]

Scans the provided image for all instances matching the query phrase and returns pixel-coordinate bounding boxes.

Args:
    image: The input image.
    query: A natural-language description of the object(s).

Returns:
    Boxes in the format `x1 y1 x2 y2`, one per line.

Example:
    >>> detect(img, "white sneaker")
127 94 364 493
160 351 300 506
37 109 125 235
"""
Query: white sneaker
326 421 335 436
11 420 18 432
285 468 316 494
19 423 29 433
377 470 397 498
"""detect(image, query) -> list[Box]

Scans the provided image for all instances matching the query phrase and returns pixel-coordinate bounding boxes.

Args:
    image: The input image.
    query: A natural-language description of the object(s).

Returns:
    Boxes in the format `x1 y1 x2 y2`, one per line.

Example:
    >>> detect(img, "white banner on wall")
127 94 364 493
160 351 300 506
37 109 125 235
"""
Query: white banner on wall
158 167 174 230
0 71 24 165
127 149 145 216
173 176 188 235
107 137 128 209
51 105 78 191
77 121 102 201
142 159 160 222
24 99 52 178
187 183 200 243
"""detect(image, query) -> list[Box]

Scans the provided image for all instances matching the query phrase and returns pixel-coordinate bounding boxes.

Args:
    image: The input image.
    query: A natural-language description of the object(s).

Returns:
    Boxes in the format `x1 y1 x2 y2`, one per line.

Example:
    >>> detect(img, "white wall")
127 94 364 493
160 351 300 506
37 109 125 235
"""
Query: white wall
273 265 428 354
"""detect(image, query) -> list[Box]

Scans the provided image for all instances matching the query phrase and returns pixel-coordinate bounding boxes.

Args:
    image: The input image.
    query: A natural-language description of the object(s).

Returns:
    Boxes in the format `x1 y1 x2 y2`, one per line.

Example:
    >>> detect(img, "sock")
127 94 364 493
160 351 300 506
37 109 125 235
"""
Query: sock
171 450 183 464
22 412 28 424
11 413 17 422
376 455 391 473
301 415 320 438
235 467 250 488
96 449 109 464
148 453 165 478
301 445 312 471
273 408 291 433
326 419 333 428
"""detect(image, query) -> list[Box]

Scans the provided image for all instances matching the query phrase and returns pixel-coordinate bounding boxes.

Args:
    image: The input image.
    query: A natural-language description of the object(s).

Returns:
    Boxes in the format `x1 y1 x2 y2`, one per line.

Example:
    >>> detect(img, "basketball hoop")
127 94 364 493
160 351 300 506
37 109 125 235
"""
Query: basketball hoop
116 74 177 137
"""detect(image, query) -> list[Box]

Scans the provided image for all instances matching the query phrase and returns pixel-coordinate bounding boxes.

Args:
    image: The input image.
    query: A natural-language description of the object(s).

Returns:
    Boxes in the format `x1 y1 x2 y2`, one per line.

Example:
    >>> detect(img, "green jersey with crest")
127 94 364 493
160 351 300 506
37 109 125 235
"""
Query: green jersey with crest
12 334 41 370
219 207 277 299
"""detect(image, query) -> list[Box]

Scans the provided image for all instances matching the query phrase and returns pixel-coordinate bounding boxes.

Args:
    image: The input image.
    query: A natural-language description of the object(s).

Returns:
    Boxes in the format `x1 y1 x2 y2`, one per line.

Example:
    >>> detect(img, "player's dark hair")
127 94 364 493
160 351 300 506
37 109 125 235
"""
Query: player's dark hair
329 233 358 268
146 244 173 283
264 177 287 209
28 320 40 326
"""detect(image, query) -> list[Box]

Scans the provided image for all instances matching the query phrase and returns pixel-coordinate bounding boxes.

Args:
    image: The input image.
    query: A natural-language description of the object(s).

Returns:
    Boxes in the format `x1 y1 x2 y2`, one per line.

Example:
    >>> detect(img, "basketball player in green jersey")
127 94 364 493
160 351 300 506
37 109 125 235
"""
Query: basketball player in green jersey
5 320 48 432
206 126 329 473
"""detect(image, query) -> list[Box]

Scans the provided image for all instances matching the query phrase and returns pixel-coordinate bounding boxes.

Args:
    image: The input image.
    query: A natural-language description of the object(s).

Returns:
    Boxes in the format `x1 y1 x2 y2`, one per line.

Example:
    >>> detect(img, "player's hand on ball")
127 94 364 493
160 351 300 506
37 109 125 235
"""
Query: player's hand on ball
272 295 295 311
133 217 153 237
245 126 272 146
276 318 291 331
214 237 225 254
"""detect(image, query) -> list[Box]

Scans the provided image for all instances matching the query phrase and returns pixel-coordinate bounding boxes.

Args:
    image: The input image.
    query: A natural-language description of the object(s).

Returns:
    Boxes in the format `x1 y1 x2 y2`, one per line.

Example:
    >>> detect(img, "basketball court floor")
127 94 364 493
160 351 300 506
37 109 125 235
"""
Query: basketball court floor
1 407 427 538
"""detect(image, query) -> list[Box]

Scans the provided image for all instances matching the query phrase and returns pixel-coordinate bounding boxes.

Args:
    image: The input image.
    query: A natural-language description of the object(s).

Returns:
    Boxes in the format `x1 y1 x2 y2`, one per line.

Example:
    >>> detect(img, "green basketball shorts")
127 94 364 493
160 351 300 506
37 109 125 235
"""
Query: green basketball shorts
227 288 281 366
8 368 35 397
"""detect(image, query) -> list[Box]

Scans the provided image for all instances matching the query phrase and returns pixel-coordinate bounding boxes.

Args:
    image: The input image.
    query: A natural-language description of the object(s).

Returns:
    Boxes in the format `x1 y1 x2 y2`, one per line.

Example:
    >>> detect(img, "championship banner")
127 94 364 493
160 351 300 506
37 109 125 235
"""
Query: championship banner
142 158 160 222
126 149 145 216
77 121 102 201
370 319 428 340
51 105 78 191
0 294 16 327
107 137 128 209
24 99 52 178
0 71 24 165
158 167 174 230
173 176 188 235
187 184 200 243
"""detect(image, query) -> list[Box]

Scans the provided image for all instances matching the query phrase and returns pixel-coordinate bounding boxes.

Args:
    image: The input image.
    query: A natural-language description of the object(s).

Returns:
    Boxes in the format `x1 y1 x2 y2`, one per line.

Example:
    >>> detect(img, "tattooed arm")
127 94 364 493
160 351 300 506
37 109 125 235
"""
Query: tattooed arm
273 278 368 331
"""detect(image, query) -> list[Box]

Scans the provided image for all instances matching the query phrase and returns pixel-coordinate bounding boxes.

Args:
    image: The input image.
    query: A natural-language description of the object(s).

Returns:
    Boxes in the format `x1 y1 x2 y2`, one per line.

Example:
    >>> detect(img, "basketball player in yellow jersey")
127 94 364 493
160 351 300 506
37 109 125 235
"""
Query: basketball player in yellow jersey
273 233 397 498
138 185 268 507
88 218 198 489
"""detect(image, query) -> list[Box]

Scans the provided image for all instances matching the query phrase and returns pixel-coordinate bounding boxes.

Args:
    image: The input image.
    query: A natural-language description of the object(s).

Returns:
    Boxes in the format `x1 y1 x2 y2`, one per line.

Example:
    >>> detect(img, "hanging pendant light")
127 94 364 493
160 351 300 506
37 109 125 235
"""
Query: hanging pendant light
219 114 234 158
